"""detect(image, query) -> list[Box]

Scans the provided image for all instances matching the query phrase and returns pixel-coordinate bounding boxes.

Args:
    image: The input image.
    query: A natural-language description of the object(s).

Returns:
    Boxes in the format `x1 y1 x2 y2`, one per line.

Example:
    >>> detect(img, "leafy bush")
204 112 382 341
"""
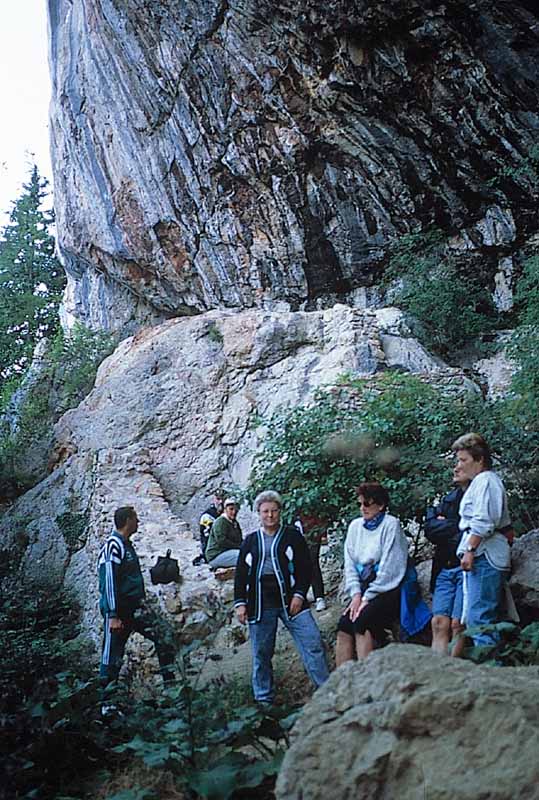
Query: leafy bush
50 324 117 409
386 228 497 357
248 369 539 538
505 255 539 427
247 371 482 528
0 324 117 498
461 622 539 666
0 587 103 800
0 583 294 800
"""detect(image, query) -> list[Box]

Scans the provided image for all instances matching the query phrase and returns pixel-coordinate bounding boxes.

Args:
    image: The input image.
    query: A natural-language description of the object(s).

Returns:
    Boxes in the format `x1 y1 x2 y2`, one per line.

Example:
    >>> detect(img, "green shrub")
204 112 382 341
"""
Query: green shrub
247 371 482 527
0 585 293 800
50 324 117 409
461 622 539 666
0 324 117 498
247 369 539 537
386 228 497 357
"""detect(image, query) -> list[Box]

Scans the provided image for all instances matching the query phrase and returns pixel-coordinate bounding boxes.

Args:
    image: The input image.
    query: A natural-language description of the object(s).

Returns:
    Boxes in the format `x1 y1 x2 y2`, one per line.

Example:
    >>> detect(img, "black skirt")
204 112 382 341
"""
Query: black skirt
337 587 400 638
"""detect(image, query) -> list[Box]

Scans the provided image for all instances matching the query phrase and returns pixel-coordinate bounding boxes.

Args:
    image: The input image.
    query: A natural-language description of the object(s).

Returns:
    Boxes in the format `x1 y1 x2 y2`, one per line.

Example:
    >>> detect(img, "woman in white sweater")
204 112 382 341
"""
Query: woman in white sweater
336 482 409 666
453 432 512 647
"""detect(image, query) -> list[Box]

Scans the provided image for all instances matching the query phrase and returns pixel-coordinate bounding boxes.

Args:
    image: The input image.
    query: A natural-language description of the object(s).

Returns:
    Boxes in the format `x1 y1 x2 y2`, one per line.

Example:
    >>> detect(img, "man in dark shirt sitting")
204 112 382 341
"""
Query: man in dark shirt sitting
206 498 242 569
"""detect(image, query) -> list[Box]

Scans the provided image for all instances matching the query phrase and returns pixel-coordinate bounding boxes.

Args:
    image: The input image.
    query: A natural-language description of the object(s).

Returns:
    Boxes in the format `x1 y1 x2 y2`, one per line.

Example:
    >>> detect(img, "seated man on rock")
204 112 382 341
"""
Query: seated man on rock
206 497 243 569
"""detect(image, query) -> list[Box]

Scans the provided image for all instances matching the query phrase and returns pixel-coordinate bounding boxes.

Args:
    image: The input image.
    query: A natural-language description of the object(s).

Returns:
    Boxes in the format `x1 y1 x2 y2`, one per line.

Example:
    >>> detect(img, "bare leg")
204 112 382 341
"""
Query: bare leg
431 615 451 655
450 619 466 658
336 631 355 666
355 630 375 659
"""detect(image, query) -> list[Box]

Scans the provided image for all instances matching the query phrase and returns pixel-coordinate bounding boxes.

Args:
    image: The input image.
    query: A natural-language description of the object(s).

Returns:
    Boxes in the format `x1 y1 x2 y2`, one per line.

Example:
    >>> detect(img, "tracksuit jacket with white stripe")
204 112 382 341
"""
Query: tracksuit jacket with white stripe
98 531 145 618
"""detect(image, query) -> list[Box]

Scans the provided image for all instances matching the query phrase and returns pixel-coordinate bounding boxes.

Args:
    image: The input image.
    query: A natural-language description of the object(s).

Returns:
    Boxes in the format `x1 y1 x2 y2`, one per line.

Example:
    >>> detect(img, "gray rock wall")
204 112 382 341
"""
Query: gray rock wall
48 0 539 330
0 305 472 659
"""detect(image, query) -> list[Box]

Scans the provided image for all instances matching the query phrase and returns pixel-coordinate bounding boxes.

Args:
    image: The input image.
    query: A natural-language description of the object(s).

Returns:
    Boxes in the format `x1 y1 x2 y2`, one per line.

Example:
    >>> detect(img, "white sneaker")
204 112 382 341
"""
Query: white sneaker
101 703 124 719
315 597 327 612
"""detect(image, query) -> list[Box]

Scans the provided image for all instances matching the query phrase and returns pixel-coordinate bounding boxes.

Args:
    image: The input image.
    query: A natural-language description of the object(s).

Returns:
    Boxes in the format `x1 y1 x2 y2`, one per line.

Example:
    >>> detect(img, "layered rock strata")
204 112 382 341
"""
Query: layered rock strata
48 0 539 330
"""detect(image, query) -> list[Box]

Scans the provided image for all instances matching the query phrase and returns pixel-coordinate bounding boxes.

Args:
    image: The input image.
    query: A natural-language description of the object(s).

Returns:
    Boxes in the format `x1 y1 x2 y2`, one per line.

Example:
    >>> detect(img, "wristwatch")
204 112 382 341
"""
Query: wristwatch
465 544 477 553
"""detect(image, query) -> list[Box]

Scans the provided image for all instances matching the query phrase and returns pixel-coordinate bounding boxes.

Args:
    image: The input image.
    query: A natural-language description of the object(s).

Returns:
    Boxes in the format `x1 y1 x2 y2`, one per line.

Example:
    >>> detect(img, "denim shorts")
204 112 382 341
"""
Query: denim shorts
432 566 463 620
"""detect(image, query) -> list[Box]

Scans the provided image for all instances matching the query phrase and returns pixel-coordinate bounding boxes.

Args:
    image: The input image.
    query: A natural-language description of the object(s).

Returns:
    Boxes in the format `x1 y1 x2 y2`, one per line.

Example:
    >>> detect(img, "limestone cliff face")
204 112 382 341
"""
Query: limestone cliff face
0 305 466 656
48 0 539 331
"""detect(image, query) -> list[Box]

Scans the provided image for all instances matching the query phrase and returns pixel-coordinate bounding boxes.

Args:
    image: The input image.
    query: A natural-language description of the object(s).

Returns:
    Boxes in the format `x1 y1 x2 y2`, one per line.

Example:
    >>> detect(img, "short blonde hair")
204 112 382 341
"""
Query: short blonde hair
254 490 283 512
451 432 492 469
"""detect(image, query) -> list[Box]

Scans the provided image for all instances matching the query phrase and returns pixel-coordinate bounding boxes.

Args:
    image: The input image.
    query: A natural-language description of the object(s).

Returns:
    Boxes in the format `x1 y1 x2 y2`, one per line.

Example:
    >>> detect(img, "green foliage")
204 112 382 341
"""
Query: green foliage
461 622 539 666
50 324 117 409
0 587 103 800
0 324 117 498
386 228 497 356
0 165 65 387
106 631 291 800
248 369 539 535
56 511 89 552
0 580 292 800
487 143 539 187
206 323 224 345
504 255 539 426
248 371 482 528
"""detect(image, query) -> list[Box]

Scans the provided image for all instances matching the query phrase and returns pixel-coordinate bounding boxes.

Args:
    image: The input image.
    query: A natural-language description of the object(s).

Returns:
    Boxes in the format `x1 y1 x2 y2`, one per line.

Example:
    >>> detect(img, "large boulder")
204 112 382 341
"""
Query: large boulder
510 530 539 610
276 645 539 800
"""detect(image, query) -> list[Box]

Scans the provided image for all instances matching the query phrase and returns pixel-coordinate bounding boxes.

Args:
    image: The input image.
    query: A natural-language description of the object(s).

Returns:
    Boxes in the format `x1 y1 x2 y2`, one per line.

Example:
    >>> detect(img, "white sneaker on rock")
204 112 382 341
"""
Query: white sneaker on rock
315 598 327 612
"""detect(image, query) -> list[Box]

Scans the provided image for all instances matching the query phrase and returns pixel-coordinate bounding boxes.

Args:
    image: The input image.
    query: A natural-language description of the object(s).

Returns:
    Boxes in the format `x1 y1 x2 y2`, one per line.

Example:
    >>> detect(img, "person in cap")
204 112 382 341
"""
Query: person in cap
206 497 243 569
192 491 225 565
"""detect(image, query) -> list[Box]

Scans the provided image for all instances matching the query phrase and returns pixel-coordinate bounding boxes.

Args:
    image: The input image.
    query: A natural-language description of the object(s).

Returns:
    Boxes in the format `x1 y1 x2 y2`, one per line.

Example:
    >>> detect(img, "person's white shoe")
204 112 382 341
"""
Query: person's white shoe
315 597 327 612
101 703 124 719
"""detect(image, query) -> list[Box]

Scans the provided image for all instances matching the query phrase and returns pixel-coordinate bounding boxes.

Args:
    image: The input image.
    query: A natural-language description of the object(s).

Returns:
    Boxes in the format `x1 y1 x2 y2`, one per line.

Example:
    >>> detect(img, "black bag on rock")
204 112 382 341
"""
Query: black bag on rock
150 549 181 585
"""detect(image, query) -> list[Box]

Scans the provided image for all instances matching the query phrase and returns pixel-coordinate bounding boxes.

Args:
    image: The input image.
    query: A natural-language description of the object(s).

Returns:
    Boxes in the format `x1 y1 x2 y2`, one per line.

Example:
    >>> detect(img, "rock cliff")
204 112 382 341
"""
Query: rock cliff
0 305 469 660
48 0 539 331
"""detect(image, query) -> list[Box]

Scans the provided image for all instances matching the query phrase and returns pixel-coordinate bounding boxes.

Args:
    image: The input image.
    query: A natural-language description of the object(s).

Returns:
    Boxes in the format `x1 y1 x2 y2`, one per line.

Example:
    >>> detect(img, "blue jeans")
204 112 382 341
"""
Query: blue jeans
464 555 505 647
248 608 329 702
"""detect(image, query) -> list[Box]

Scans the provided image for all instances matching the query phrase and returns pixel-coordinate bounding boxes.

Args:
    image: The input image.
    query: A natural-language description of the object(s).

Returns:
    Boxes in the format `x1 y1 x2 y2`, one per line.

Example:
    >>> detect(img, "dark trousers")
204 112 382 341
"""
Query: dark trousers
308 541 325 599
100 604 176 688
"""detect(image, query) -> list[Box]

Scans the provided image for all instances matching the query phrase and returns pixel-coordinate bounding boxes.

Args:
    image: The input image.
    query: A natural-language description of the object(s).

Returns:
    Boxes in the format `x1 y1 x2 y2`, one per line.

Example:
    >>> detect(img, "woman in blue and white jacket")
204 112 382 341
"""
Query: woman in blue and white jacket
234 490 329 704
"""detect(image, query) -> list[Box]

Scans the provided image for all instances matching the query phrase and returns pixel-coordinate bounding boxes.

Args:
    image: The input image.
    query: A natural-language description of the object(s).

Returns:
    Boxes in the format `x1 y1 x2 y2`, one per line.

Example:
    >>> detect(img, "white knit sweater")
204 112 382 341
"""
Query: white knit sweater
343 514 409 601
456 470 511 571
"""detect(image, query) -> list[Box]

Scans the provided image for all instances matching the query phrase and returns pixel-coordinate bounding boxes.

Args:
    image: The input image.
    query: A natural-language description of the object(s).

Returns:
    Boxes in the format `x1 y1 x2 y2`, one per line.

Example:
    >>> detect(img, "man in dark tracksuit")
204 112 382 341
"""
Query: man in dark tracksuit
98 506 175 707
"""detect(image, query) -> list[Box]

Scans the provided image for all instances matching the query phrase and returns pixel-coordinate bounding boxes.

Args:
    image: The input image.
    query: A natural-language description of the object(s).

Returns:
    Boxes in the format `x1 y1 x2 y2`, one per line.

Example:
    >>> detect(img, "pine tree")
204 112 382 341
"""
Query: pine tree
0 165 65 386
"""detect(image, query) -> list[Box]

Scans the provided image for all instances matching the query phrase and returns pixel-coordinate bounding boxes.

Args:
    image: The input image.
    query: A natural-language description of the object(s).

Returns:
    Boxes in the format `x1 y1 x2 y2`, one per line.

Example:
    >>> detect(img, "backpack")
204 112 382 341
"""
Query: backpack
150 549 181 585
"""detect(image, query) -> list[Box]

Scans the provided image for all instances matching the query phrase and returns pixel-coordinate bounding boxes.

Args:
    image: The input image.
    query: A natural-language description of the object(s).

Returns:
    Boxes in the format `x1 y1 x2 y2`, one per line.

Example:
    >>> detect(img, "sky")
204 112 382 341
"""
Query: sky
0 3 53 227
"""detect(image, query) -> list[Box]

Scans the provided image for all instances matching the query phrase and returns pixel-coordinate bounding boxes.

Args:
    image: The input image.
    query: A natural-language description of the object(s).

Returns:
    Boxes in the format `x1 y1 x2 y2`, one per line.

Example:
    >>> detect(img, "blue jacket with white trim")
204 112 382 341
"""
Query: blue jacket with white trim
233 525 312 623
98 531 145 618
